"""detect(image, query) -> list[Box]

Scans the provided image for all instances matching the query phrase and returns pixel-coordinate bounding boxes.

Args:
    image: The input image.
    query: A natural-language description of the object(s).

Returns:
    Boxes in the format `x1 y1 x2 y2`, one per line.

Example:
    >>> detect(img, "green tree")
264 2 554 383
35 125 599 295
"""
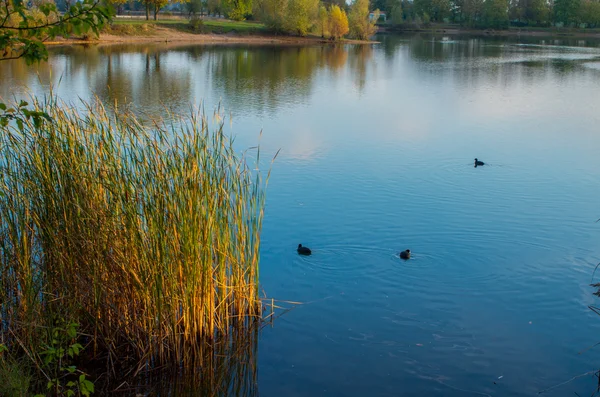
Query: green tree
329 4 349 38
223 0 252 19
483 0 509 27
207 0 223 15
253 0 285 30
107 0 129 14
401 0 415 20
371 0 398 14
461 0 484 25
0 0 112 63
510 0 550 24
527 0 550 23
318 4 330 37
554 0 581 24
579 0 600 26
254 0 319 34
285 0 320 35
187 0 208 15
348 0 378 39
414 0 451 21
509 0 524 21
391 0 403 23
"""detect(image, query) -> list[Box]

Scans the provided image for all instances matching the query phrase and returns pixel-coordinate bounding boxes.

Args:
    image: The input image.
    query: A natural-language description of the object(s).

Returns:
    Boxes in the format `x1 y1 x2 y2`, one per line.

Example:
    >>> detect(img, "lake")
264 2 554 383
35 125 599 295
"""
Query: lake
2 33 600 396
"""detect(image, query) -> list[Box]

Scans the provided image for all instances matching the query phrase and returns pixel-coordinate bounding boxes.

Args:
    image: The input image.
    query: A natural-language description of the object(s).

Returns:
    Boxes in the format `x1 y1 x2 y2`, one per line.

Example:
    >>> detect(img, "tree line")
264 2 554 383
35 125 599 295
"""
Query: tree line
107 0 379 39
110 0 600 30
370 0 600 28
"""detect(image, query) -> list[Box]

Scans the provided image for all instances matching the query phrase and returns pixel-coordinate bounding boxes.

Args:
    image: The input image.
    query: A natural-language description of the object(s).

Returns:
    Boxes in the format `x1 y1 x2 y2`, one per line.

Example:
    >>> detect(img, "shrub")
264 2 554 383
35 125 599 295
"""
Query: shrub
189 16 205 32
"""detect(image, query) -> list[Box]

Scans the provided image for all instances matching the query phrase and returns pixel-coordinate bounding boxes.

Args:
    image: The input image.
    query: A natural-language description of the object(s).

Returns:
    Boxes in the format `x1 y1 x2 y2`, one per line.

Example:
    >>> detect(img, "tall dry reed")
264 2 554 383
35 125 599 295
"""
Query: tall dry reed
0 97 270 371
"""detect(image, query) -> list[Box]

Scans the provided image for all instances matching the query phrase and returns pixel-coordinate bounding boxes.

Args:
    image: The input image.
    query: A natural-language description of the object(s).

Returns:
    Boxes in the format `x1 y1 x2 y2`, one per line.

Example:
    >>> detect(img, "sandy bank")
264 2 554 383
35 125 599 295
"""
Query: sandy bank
46 26 375 46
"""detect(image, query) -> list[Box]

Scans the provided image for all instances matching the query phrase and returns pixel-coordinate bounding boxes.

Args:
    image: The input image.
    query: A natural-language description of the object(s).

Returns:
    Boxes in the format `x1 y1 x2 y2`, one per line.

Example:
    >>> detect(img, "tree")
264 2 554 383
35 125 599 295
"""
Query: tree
510 0 550 24
461 0 484 25
253 0 285 30
526 0 550 24
391 0 403 23
0 0 113 63
107 0 129 14
186 0 208 15
348 0 378 39
554 0 581 24
372 0 404 15
579 0 600 26
483 0 509 27
207 0 223 15
141 0 190 21
329 4 349 38
414 0 451 21
318 4 330 37
223 0 252 20
285 0 320 35
254 0 319 34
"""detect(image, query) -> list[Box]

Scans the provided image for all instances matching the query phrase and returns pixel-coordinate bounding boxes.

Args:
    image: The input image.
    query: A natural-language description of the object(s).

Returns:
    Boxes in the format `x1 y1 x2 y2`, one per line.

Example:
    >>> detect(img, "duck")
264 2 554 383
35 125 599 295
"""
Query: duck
474 158 485 166
297 244 312 256
399 249 411 259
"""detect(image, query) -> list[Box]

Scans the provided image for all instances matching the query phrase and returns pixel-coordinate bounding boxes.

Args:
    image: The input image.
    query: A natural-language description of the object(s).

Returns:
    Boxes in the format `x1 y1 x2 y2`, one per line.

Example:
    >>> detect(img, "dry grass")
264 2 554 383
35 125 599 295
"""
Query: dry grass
0 97 271 377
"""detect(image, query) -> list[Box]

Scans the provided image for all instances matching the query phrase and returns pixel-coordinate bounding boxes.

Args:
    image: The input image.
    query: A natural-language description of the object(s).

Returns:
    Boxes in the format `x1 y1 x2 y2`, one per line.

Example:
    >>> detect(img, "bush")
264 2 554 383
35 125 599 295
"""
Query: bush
189 16 205 32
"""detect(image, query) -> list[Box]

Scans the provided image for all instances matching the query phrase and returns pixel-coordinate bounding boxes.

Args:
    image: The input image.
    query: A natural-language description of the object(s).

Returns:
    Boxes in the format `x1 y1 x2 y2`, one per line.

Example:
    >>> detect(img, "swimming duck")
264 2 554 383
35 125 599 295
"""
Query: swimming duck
399 249 411 259
474 158 485 166
297 244 312 256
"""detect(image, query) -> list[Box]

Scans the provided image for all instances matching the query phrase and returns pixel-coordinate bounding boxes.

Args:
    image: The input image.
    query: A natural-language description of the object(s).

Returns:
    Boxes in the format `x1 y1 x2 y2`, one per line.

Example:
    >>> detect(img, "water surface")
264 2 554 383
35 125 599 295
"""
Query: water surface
2 34 600 396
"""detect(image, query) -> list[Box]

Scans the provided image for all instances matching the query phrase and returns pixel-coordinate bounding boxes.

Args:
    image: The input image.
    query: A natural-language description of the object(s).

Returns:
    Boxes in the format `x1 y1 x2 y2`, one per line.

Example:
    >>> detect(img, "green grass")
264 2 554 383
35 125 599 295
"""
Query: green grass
110 18 268 35
0 351 31 397
0 97 272 383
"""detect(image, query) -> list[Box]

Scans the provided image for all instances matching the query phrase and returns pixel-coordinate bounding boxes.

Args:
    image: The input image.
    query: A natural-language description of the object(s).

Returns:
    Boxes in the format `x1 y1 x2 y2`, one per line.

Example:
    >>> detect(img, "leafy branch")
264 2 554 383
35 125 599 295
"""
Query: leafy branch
0 0 114 63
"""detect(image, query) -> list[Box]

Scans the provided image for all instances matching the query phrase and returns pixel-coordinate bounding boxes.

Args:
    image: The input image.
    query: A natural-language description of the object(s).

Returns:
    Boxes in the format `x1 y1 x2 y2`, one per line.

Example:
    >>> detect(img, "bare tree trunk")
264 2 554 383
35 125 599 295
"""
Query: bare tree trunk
145 1 150 20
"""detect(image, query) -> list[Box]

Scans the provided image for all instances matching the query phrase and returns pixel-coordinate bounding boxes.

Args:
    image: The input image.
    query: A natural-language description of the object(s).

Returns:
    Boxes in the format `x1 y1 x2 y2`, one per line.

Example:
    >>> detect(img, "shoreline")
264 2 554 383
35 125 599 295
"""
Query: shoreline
43 24 600 48
378 26 600 39
45 26 375 47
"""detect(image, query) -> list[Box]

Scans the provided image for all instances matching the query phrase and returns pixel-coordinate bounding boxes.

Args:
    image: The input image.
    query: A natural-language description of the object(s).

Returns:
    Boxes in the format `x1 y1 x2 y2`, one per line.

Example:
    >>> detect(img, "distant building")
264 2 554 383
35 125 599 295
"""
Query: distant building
369 11 386 22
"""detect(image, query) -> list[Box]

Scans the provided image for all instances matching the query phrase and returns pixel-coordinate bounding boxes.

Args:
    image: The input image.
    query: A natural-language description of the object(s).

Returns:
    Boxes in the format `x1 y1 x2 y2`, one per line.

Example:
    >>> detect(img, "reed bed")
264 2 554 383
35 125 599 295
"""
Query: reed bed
0 97 269 374
116 322 259 396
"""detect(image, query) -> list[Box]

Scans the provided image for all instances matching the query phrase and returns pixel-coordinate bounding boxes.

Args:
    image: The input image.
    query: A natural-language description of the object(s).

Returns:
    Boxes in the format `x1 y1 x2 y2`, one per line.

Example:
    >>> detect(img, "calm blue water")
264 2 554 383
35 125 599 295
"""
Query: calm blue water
2 34 600 396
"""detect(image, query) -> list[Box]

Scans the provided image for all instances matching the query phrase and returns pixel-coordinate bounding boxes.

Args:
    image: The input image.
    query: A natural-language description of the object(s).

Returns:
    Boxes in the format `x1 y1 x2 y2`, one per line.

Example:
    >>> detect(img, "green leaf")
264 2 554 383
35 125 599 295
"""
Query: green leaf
67 325 77 338
0 103 6 111
71 343 83 356
16 119 23 131
81 379 95 395
19 100 28 107
67 390 75 397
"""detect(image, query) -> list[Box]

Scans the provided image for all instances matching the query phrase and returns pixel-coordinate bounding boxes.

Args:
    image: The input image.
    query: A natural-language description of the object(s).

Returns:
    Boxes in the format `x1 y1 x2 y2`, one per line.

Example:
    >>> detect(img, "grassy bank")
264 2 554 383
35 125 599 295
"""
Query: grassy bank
0 98 269 394
106 18 268 36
